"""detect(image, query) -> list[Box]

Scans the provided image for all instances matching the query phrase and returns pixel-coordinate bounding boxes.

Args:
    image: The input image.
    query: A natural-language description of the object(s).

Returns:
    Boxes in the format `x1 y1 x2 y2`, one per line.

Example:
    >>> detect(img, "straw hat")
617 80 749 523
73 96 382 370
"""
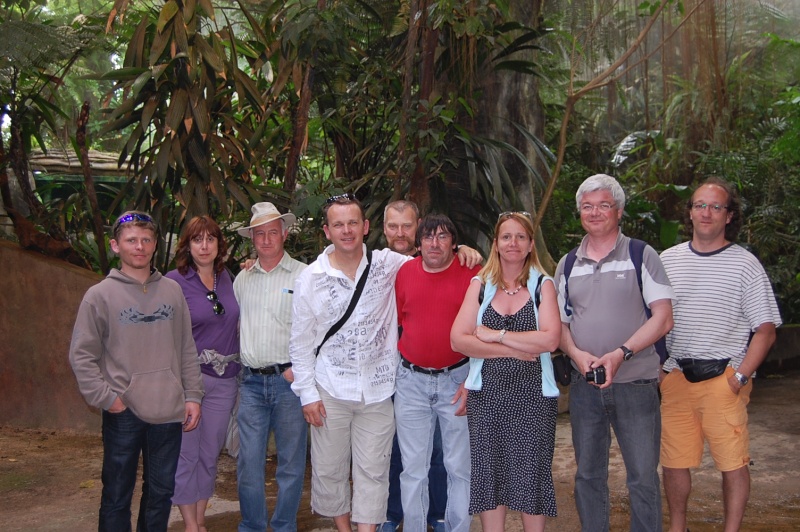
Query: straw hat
237 202 297 238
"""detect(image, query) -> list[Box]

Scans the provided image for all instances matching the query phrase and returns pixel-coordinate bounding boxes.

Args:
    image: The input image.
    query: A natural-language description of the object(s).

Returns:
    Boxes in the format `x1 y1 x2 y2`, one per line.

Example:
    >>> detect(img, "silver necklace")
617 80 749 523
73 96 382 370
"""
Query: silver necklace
502 285 522 296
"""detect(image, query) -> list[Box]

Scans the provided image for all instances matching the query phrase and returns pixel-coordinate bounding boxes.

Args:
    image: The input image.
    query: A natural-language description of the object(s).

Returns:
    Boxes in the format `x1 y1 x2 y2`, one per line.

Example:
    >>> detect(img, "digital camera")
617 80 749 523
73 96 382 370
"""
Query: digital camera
585 366 606 385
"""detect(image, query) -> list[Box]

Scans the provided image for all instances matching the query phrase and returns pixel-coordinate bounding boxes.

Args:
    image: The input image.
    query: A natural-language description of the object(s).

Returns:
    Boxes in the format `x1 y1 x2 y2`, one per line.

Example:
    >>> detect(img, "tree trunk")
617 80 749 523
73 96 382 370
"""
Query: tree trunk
472 0 556 271
77 101 109 273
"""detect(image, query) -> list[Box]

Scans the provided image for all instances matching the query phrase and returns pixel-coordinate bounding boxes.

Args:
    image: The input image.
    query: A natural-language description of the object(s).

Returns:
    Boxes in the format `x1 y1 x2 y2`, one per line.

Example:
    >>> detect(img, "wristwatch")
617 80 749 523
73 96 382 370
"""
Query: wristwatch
733 371 749 386
620 345 634 361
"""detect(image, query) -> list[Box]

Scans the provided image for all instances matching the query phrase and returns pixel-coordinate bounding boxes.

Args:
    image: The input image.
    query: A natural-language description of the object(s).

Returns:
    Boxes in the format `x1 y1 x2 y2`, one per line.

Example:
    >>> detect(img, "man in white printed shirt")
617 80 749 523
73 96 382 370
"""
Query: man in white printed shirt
234 203 308 532
289 194 479 532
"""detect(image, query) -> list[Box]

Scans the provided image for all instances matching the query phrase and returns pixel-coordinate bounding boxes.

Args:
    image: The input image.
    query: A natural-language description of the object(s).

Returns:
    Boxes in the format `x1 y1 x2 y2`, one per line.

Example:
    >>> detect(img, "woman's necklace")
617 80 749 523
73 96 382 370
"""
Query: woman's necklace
502 284 522 296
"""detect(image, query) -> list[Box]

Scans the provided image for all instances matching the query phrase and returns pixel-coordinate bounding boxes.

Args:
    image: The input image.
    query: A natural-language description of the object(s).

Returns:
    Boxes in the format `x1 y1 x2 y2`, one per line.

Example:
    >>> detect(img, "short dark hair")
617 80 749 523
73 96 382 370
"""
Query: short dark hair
415 214 459 251
175 216 227 275
685 176 743 241
322 193 365 225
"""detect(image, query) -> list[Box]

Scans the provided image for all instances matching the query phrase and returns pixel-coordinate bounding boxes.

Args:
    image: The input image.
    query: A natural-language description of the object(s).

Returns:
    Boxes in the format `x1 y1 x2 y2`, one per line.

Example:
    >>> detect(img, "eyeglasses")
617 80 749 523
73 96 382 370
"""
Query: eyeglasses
579 203 615 213
325 193 356 204
206 291 225 315
112 212 153 234
691 202 727 213
421 232 452 243
498 211 532 221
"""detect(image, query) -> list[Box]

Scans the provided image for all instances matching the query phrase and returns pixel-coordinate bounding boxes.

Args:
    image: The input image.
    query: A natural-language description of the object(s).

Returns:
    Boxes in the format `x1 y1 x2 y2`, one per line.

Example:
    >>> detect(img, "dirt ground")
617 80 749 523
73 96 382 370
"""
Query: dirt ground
2 371 800 531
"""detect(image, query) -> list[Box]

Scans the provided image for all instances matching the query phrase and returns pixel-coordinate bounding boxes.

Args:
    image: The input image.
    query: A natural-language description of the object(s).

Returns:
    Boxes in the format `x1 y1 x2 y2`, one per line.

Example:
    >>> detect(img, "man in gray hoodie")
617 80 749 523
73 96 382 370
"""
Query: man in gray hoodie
69 211 204 532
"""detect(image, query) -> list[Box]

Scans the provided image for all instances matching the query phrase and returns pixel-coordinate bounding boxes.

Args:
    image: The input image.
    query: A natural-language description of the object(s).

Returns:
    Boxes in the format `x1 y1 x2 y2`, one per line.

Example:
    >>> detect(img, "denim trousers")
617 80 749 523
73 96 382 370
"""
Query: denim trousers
386 422 448 524
99 408 182 532
394 363 471 532
173 373 238 505
236 369 308 532
569 371 662 532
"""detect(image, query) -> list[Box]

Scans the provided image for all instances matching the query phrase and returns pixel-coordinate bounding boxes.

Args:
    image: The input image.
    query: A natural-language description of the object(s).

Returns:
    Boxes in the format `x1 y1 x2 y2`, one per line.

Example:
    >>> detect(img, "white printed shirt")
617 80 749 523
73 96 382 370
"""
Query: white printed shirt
289 245 409 405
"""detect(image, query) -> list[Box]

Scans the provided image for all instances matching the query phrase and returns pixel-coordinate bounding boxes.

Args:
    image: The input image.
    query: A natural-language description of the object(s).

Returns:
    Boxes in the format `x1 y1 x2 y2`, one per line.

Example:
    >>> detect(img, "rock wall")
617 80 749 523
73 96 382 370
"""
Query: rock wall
0 240 101 431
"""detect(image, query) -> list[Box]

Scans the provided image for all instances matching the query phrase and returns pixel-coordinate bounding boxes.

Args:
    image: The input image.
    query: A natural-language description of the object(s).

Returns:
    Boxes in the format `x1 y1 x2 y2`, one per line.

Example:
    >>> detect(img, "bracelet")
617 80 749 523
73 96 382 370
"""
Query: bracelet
498 329 507 343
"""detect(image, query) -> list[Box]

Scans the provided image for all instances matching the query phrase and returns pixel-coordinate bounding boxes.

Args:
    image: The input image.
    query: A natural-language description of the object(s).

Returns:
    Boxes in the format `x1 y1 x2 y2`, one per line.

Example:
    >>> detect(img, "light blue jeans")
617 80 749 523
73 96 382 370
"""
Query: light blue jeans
237 368 308 532
394 362 471 532
569 371 662 532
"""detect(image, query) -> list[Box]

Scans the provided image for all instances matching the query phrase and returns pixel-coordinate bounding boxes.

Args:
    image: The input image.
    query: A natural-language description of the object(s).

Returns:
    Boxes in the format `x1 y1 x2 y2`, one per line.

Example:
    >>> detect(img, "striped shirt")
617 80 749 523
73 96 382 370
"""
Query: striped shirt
289 245 410 406
661 242 782 372
234 252 307 368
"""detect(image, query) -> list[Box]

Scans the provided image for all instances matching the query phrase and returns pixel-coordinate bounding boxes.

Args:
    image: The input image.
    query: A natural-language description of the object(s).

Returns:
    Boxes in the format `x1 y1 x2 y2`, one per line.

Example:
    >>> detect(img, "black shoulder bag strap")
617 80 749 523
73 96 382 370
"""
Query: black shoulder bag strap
315 249 372 357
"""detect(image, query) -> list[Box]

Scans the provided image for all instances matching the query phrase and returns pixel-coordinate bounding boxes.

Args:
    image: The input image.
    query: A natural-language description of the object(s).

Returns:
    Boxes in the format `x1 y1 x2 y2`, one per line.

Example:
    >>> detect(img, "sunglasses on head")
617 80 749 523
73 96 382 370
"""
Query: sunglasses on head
498 211 532 221
325 193 356 204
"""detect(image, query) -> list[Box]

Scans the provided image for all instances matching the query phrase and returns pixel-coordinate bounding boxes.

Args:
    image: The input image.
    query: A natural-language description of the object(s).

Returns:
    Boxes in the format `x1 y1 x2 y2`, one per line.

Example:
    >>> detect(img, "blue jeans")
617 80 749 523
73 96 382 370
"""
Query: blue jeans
386 426 448 525
394 363 471 532
237 368 308 532
569 371 662 532
99 408 182 532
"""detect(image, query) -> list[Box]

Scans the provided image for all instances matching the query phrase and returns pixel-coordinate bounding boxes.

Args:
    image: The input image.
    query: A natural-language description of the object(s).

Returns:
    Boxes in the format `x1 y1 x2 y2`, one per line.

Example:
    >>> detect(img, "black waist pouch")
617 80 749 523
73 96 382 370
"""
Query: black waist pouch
677 358 730 383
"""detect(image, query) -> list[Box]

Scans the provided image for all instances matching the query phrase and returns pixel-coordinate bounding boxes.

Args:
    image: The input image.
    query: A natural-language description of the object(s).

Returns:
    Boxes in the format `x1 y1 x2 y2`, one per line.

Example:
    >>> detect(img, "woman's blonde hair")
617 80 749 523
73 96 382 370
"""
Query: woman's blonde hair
479 212 544 289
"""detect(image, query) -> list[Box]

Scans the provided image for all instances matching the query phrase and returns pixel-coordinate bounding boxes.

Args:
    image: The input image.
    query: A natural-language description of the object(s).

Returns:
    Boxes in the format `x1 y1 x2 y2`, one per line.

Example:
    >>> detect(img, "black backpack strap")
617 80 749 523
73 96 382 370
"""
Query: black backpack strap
628 238 669 363
315 249 372 357
562 246 579 317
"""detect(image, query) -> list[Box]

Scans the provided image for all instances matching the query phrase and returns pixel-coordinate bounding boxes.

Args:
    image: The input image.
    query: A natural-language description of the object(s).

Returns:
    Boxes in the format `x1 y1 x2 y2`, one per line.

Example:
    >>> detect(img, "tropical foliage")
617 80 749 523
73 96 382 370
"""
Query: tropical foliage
1 0 799 319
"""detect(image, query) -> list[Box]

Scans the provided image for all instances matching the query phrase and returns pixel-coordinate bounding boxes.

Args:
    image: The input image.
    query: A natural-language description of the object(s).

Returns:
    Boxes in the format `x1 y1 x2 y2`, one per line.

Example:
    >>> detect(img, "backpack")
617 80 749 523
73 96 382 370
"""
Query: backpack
562 238 669 364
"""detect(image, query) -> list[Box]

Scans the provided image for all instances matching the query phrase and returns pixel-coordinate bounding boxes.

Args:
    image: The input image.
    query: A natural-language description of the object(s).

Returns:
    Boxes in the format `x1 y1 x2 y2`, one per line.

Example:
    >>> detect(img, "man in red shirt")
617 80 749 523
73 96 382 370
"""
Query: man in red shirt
394 214 480 532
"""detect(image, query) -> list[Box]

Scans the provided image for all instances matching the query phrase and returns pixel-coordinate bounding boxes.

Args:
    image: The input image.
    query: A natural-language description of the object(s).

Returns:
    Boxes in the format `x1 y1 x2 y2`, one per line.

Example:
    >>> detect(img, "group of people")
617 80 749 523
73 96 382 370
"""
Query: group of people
68 173 781 532
556 174 781 532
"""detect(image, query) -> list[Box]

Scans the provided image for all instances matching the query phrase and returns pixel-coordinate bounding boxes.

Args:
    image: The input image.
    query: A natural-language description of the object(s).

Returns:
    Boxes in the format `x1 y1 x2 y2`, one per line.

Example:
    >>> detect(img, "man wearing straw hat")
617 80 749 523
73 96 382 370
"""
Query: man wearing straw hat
234 202 308 532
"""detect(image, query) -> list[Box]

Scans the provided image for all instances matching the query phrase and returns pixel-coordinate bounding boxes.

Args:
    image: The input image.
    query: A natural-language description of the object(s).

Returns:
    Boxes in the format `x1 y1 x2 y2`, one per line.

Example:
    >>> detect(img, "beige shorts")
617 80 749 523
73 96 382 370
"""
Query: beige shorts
660 367 751 472
309 386 395 524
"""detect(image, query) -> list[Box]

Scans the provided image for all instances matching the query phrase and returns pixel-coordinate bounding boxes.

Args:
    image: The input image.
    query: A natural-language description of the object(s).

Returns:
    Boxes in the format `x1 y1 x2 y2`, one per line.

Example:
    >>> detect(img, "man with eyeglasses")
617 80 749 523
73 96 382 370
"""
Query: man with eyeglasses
381 200 449 532
289 195 481 532
392 214 479 532
69 211 204 531
233 202 308 532
659 177 781 532
555 174 675 532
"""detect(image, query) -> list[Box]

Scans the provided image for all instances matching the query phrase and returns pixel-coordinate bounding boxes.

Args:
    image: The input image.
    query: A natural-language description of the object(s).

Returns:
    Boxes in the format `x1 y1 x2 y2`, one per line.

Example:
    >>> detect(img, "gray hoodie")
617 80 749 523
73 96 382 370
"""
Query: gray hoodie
69 268 204 424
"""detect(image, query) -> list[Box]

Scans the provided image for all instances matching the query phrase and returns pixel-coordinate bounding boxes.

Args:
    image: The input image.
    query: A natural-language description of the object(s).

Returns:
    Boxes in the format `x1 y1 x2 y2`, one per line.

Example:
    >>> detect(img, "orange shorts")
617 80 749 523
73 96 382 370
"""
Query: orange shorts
660 366 751 472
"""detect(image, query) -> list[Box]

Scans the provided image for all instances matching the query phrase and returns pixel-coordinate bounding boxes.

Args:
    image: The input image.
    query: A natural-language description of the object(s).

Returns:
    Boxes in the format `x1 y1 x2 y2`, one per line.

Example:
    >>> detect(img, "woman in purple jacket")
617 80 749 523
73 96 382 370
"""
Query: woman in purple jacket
166 216 240 532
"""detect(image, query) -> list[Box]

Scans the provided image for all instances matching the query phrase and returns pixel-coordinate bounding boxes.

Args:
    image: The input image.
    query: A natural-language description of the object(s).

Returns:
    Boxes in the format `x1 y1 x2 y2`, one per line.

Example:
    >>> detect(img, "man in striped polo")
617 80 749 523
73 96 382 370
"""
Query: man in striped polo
660 177 782 532
234 202 308 532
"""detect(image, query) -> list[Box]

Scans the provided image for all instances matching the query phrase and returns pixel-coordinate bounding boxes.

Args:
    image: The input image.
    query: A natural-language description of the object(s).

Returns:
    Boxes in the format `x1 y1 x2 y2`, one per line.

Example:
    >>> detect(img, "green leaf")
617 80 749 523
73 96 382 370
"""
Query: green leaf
157 0 180 34
131 69 152 97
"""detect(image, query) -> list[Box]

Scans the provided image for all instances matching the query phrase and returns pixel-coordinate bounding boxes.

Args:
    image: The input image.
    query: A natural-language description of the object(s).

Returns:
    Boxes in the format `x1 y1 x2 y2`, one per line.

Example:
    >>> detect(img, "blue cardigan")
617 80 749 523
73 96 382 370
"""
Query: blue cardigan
464 268 559 397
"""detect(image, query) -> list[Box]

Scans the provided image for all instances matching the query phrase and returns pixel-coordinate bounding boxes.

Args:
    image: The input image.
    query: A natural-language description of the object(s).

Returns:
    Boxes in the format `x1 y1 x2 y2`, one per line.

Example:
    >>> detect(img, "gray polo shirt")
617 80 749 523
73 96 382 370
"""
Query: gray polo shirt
555 231 675 382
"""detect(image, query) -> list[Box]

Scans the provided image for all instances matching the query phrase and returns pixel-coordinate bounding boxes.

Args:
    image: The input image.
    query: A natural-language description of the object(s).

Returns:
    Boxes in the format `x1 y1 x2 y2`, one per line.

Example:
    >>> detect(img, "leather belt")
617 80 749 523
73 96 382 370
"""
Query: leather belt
400 356 468 375
247 363 292 375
